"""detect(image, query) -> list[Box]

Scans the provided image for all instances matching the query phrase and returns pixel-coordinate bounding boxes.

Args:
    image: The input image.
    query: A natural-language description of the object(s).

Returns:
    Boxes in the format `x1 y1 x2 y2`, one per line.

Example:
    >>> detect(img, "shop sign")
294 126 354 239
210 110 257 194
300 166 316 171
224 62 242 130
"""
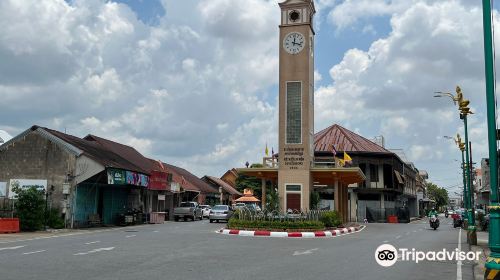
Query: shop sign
149 171 168 190
107 169 126 185
171 182 180 193
158 194 165 201
107 169 149 187
8 179 47 198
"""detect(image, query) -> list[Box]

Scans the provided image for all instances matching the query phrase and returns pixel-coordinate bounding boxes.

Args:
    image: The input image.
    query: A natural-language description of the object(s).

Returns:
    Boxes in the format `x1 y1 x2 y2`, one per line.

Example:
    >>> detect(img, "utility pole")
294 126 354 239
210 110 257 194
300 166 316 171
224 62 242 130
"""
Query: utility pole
481 0 500 278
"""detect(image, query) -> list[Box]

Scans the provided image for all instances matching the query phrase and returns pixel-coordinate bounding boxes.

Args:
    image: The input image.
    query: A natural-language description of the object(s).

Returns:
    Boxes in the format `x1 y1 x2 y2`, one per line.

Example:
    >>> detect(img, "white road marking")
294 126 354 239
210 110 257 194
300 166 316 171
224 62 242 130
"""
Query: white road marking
125 235 136 238
395 235 401 239
0 225 148 244
0 245 25 251
85 241 100 245
293 248 318 256
22 250 46 255
457 228 462 280
153 230 159 233
73 247 115 256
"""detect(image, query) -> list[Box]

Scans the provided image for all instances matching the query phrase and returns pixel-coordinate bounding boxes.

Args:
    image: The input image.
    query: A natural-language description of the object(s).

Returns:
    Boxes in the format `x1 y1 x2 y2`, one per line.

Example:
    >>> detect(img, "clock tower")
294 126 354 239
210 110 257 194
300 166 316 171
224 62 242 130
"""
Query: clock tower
277 0 315 211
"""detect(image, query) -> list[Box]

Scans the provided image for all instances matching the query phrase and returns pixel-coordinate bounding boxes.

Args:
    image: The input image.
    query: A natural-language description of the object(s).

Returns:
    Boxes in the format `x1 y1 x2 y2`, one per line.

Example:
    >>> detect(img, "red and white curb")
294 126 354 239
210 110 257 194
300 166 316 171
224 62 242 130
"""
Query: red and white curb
217 225 365 238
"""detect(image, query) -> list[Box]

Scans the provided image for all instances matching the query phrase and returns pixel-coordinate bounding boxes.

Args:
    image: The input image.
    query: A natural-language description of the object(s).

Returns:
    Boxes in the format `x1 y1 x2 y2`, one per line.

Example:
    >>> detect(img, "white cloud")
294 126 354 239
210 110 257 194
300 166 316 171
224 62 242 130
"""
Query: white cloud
315 0 496 186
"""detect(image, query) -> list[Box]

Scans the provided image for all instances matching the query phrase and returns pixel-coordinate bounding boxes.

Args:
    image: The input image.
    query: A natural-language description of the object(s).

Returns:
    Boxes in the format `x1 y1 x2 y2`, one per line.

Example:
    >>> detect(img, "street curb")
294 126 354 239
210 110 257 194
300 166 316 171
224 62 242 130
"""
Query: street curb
217 225 365 238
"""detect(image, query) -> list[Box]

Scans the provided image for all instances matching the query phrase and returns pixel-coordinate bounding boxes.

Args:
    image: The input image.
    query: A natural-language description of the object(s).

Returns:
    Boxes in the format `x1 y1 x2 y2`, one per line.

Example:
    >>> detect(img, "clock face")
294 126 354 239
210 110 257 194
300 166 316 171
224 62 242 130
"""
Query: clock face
283 32 305 55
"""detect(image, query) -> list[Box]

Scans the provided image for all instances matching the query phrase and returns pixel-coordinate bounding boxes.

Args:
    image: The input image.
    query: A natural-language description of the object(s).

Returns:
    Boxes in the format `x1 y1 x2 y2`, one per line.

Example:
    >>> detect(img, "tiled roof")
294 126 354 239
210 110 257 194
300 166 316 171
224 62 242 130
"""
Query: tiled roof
204 176 242 196
163 163 218 194
314 124 391 154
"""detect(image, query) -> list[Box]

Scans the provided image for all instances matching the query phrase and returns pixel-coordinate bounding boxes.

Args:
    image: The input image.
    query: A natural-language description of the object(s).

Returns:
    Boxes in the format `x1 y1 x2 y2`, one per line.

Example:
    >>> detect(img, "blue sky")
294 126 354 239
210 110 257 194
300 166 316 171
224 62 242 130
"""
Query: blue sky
2 0 500 197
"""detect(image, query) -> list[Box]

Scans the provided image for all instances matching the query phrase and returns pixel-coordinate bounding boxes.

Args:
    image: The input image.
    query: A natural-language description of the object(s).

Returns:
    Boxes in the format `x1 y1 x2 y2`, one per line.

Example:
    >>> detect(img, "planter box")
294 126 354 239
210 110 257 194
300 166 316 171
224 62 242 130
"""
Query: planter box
0 218 20 233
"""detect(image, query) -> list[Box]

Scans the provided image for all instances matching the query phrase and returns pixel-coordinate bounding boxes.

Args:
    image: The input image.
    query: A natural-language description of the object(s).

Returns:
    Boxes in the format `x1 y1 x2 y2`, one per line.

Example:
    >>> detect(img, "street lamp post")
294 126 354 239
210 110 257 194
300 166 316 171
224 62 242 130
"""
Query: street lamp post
434 86 476 245
461 110 477 245
445 135 468 218
481 0 500 276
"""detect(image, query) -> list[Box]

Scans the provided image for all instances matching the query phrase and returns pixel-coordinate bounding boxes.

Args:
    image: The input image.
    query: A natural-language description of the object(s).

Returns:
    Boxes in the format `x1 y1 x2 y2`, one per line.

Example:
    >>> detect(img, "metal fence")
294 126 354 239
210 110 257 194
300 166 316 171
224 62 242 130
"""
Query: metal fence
0 197 15 218
234 208 330 222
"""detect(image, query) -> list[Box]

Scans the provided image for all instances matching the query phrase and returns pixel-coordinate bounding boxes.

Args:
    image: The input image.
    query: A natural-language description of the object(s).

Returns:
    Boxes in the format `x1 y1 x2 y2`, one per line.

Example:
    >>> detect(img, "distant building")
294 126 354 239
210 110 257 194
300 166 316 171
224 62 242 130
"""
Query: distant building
478 158 490 209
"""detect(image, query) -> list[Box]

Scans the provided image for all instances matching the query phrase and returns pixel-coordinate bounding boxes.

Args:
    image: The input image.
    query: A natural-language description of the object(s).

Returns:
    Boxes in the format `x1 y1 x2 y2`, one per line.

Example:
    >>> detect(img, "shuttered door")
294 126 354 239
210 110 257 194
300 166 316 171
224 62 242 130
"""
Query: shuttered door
74 184 98 226
102 188 128 225
286 193 301 211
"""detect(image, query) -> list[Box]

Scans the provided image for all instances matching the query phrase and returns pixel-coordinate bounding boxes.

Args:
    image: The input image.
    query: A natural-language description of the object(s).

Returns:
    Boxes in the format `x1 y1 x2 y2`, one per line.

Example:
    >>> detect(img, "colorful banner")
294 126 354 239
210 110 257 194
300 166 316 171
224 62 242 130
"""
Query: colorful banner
107 169 149 187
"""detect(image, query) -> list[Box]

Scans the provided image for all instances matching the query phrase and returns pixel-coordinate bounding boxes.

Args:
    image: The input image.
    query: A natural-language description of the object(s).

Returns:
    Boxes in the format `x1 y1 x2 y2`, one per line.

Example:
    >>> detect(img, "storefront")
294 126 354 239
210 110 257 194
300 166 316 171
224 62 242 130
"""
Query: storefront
72 168 149 227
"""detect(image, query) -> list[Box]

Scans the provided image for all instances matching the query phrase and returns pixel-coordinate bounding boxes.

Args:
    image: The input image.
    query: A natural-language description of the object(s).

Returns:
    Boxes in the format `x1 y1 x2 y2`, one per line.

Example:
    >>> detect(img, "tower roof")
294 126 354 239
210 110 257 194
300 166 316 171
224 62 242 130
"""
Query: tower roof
314 124 391 154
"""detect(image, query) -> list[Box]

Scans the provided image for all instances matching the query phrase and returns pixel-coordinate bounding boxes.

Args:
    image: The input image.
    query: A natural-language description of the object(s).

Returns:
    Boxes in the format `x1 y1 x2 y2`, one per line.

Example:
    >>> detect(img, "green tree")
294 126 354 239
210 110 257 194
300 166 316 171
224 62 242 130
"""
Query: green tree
13 186 45 231
235 163 264 198
426 182 449 209
266 187 280 212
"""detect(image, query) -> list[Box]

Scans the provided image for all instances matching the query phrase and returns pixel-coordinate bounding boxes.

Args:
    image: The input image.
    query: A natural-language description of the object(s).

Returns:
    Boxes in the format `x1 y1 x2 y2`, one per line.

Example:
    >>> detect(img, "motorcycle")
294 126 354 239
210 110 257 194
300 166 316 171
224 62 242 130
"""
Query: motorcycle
452 212 464 228
445 211 449 218
430 215 440 230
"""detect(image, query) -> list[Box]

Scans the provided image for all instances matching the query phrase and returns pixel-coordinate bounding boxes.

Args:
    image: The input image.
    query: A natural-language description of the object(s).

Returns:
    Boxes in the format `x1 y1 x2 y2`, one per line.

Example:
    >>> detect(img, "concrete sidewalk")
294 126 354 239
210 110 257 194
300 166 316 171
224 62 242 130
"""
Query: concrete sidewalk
472 230 490 280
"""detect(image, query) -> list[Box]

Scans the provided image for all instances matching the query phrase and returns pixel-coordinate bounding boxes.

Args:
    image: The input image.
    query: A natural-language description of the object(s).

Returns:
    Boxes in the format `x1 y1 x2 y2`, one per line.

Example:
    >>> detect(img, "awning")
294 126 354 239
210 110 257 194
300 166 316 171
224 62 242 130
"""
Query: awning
394 170 404 185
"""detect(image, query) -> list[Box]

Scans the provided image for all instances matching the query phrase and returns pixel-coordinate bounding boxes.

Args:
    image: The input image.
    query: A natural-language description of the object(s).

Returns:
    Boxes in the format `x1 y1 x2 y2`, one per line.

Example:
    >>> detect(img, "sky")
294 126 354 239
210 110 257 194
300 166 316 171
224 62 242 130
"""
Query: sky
1 0 499 197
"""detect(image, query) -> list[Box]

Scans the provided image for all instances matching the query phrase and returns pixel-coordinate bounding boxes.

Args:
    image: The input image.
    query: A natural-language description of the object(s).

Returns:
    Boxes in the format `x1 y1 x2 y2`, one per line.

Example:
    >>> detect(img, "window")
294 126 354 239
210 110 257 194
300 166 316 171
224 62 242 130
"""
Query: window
286 82 301 143
370 164 379 182
286 185 301 192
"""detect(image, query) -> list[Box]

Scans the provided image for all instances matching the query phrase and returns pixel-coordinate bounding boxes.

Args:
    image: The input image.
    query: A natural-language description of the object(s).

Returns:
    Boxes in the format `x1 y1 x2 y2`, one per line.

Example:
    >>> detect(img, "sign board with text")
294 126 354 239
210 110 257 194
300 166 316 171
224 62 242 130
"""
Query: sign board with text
8 179 47 198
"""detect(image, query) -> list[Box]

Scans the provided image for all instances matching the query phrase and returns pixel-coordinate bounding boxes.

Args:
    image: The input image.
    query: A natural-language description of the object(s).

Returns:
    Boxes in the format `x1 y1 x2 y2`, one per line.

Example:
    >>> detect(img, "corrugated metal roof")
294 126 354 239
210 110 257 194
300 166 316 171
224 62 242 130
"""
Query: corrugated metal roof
83 134 152 174
163 163 218 194
43 128 151 174
314 124 391 154
204 176 242 196
0 126 83 156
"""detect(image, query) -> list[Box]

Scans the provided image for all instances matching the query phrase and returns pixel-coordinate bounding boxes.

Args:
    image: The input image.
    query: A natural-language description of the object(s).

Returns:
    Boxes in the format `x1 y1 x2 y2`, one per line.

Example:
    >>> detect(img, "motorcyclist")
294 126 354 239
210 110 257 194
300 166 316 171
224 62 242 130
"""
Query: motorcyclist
428 208 438 218
428 208 440 229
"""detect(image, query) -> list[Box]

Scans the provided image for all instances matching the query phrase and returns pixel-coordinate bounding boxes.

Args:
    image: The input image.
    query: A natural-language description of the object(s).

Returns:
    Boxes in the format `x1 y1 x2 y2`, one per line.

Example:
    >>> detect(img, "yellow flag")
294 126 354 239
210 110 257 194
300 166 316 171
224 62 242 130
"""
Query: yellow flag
265 143 269 156
338 158 345 167
344 151 352 162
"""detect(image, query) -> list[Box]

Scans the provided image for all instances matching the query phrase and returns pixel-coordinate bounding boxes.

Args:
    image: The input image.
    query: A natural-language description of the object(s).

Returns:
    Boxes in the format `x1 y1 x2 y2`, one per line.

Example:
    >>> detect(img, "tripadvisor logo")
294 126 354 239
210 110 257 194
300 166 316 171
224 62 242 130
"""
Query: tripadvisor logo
375 244 481 267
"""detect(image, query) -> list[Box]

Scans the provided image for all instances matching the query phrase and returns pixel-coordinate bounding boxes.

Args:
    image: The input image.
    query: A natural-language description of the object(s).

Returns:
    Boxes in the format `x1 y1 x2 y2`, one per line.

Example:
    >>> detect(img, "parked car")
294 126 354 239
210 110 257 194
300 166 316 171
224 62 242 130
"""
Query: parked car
209 205 233 223
233 203 246 211
174 202 203 221
200 205 211 219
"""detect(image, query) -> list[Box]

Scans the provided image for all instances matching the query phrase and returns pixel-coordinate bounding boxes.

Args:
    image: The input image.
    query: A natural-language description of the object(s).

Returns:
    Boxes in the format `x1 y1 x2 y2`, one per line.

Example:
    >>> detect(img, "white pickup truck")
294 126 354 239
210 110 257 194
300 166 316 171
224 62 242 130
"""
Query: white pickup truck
174 202 203 221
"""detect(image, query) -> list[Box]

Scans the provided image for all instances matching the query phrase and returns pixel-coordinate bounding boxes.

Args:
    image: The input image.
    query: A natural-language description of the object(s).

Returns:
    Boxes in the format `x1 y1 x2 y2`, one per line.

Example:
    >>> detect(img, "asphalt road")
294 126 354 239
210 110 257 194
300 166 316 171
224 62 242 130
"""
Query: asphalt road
0 215 474 280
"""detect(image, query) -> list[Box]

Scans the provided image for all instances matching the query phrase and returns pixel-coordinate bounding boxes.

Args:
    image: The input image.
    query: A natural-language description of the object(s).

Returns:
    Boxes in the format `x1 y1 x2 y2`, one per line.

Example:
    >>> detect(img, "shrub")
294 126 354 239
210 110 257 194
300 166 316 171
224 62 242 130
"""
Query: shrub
320 211 342 228
13 186 45 231
47 208 65 229
228 218 324 231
